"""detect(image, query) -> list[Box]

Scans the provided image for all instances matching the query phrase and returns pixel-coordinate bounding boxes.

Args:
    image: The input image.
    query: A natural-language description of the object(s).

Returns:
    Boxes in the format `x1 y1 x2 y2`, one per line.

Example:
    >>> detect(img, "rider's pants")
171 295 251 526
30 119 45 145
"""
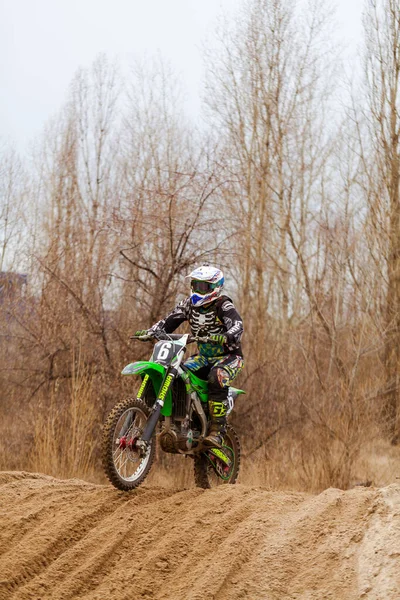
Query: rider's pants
184 354 244 430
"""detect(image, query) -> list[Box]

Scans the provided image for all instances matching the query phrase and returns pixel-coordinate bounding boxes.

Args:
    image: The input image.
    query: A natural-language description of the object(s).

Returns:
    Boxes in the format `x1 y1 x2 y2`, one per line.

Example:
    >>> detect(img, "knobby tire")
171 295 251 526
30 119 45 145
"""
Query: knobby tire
102 397 156 491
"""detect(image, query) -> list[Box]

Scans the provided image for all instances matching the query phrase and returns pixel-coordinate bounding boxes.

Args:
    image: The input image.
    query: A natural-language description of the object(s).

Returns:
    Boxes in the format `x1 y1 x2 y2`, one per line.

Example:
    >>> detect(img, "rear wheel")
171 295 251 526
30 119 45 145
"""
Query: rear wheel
194 424 240 489
102 397 156 491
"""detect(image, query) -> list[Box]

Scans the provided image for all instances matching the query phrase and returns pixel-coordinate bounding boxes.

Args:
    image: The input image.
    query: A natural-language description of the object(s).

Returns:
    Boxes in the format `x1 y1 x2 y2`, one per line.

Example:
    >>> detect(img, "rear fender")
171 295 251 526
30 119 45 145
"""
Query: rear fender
121 361 173 416
229 386 246 398
227 386 246 414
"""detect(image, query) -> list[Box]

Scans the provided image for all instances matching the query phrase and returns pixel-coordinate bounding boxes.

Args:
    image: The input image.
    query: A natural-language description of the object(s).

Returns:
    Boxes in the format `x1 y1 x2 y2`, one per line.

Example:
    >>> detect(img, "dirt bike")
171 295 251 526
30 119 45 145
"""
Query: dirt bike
102 331 245 491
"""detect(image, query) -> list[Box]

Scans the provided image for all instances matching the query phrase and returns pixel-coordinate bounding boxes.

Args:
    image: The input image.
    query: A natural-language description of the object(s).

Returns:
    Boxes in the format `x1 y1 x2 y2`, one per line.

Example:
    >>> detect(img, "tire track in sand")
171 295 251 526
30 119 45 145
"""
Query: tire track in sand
0 472 399 600
0 473 175 600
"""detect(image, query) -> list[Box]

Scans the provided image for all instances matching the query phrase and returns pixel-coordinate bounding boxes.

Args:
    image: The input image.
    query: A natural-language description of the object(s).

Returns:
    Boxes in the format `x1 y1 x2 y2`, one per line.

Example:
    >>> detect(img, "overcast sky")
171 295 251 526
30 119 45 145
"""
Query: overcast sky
1 0 364 151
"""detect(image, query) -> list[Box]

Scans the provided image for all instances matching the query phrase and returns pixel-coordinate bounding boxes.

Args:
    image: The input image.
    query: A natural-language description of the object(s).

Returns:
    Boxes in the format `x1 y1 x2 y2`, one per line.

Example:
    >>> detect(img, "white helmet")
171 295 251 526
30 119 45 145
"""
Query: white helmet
186 265 224 307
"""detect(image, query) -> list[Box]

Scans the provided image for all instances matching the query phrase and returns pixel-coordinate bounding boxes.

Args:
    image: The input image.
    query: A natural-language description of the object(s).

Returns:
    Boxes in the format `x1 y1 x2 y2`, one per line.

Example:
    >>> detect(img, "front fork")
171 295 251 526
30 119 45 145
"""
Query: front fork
119 374 151 438
137 368 177 450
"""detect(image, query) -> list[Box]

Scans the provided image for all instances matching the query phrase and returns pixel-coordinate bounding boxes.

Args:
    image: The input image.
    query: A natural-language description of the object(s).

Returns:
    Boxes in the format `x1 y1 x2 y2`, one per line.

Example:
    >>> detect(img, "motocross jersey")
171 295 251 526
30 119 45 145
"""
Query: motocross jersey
149 295 244 358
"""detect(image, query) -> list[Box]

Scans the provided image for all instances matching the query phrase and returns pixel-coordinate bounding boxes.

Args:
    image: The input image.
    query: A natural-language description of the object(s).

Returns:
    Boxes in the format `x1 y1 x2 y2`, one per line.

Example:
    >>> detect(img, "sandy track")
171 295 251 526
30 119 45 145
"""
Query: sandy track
0 472 399 600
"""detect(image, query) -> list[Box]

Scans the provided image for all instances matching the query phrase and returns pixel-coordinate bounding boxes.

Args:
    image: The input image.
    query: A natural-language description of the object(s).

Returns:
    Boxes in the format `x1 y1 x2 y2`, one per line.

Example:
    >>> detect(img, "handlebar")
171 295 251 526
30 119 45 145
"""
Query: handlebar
129 334 154 341
130 333 216 344
188 335 212 344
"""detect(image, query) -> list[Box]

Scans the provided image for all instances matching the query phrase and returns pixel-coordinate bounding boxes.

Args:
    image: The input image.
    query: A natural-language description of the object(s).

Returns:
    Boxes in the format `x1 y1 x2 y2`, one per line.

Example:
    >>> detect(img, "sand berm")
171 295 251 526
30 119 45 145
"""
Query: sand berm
0 471 399 599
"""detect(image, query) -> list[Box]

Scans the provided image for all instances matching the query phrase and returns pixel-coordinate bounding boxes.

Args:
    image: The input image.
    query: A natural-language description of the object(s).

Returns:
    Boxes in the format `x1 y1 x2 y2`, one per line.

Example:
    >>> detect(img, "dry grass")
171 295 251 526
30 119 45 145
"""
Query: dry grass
2 363 399 492
235 421 400 492
28 356 100 482
1 391 399 491
0 320 398 492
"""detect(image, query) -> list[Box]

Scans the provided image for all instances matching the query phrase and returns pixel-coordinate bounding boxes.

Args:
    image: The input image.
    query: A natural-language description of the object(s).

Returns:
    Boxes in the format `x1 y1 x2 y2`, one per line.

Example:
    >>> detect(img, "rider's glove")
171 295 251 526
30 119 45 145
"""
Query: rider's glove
133 329 149 337
209 334 227 345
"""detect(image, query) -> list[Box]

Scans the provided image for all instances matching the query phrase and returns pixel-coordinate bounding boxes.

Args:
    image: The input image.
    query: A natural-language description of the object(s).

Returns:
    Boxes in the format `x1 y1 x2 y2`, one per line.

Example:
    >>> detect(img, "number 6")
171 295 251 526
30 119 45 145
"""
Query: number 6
158 342 172 360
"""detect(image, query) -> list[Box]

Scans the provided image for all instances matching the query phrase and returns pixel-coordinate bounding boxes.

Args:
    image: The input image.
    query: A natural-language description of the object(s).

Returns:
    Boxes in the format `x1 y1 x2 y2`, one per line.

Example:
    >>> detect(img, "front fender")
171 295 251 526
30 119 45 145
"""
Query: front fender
121 360 166 377
121 361 173 416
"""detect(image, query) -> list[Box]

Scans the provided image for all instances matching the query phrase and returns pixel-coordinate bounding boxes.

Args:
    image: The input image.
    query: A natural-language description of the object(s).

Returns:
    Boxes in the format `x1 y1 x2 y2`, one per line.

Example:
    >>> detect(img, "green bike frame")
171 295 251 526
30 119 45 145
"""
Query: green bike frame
121 360 245 417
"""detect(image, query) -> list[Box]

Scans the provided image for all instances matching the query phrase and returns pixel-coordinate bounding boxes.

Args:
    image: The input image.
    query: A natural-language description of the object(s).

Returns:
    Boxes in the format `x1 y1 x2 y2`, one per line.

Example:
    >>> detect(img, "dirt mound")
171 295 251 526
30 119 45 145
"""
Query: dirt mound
0 472 399 599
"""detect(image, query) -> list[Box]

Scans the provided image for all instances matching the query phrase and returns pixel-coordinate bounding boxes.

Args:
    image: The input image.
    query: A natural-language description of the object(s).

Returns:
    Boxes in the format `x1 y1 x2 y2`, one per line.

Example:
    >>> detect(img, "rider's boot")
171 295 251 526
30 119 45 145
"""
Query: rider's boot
203 399 228 447
203 366 230 447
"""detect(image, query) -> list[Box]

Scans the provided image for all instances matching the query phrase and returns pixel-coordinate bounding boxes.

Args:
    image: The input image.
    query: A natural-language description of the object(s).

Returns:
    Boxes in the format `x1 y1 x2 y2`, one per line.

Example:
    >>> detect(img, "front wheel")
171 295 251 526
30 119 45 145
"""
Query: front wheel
102 397 156 491
194 424 241 489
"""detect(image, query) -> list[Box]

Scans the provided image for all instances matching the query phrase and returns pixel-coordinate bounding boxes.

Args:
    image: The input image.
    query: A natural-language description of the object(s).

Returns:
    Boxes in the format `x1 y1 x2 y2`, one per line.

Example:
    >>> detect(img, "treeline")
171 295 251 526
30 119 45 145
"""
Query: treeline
1 0 400 491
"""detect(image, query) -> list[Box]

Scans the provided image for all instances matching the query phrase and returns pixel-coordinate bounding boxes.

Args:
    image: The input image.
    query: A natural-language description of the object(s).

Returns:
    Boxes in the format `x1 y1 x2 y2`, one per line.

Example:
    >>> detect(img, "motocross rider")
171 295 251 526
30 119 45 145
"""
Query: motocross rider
134 265 244 446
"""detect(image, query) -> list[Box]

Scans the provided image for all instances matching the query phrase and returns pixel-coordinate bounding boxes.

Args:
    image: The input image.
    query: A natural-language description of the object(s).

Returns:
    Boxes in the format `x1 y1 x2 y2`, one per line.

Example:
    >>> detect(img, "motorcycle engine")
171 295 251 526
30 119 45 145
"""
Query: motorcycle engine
159 424 197 453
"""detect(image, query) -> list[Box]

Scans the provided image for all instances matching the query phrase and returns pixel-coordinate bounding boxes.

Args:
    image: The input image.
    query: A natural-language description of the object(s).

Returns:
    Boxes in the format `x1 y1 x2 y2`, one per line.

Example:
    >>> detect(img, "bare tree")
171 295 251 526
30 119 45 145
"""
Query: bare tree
0 142 25 272
115 58 228 328
362 0 400 440
205 0 337 359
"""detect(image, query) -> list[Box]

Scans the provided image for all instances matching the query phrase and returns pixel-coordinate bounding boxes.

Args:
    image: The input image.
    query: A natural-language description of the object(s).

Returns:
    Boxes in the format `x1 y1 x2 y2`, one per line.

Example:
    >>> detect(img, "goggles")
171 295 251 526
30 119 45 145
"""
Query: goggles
190 279 217 294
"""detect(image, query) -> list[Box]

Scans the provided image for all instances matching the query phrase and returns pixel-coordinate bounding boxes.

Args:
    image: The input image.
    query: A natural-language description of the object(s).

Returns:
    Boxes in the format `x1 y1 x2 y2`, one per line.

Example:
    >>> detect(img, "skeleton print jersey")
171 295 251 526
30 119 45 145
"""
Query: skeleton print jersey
150 295 244 358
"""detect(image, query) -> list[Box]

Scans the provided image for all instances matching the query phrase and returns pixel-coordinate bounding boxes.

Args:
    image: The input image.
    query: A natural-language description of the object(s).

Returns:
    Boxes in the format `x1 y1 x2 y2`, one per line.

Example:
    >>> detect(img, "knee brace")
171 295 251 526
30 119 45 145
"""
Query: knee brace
208 367 230 399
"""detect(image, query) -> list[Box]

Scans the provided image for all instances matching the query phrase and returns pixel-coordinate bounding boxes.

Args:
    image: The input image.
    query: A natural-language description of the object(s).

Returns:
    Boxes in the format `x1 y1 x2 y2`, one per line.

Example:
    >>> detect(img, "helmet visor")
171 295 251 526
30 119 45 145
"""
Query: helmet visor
191 279 216 294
